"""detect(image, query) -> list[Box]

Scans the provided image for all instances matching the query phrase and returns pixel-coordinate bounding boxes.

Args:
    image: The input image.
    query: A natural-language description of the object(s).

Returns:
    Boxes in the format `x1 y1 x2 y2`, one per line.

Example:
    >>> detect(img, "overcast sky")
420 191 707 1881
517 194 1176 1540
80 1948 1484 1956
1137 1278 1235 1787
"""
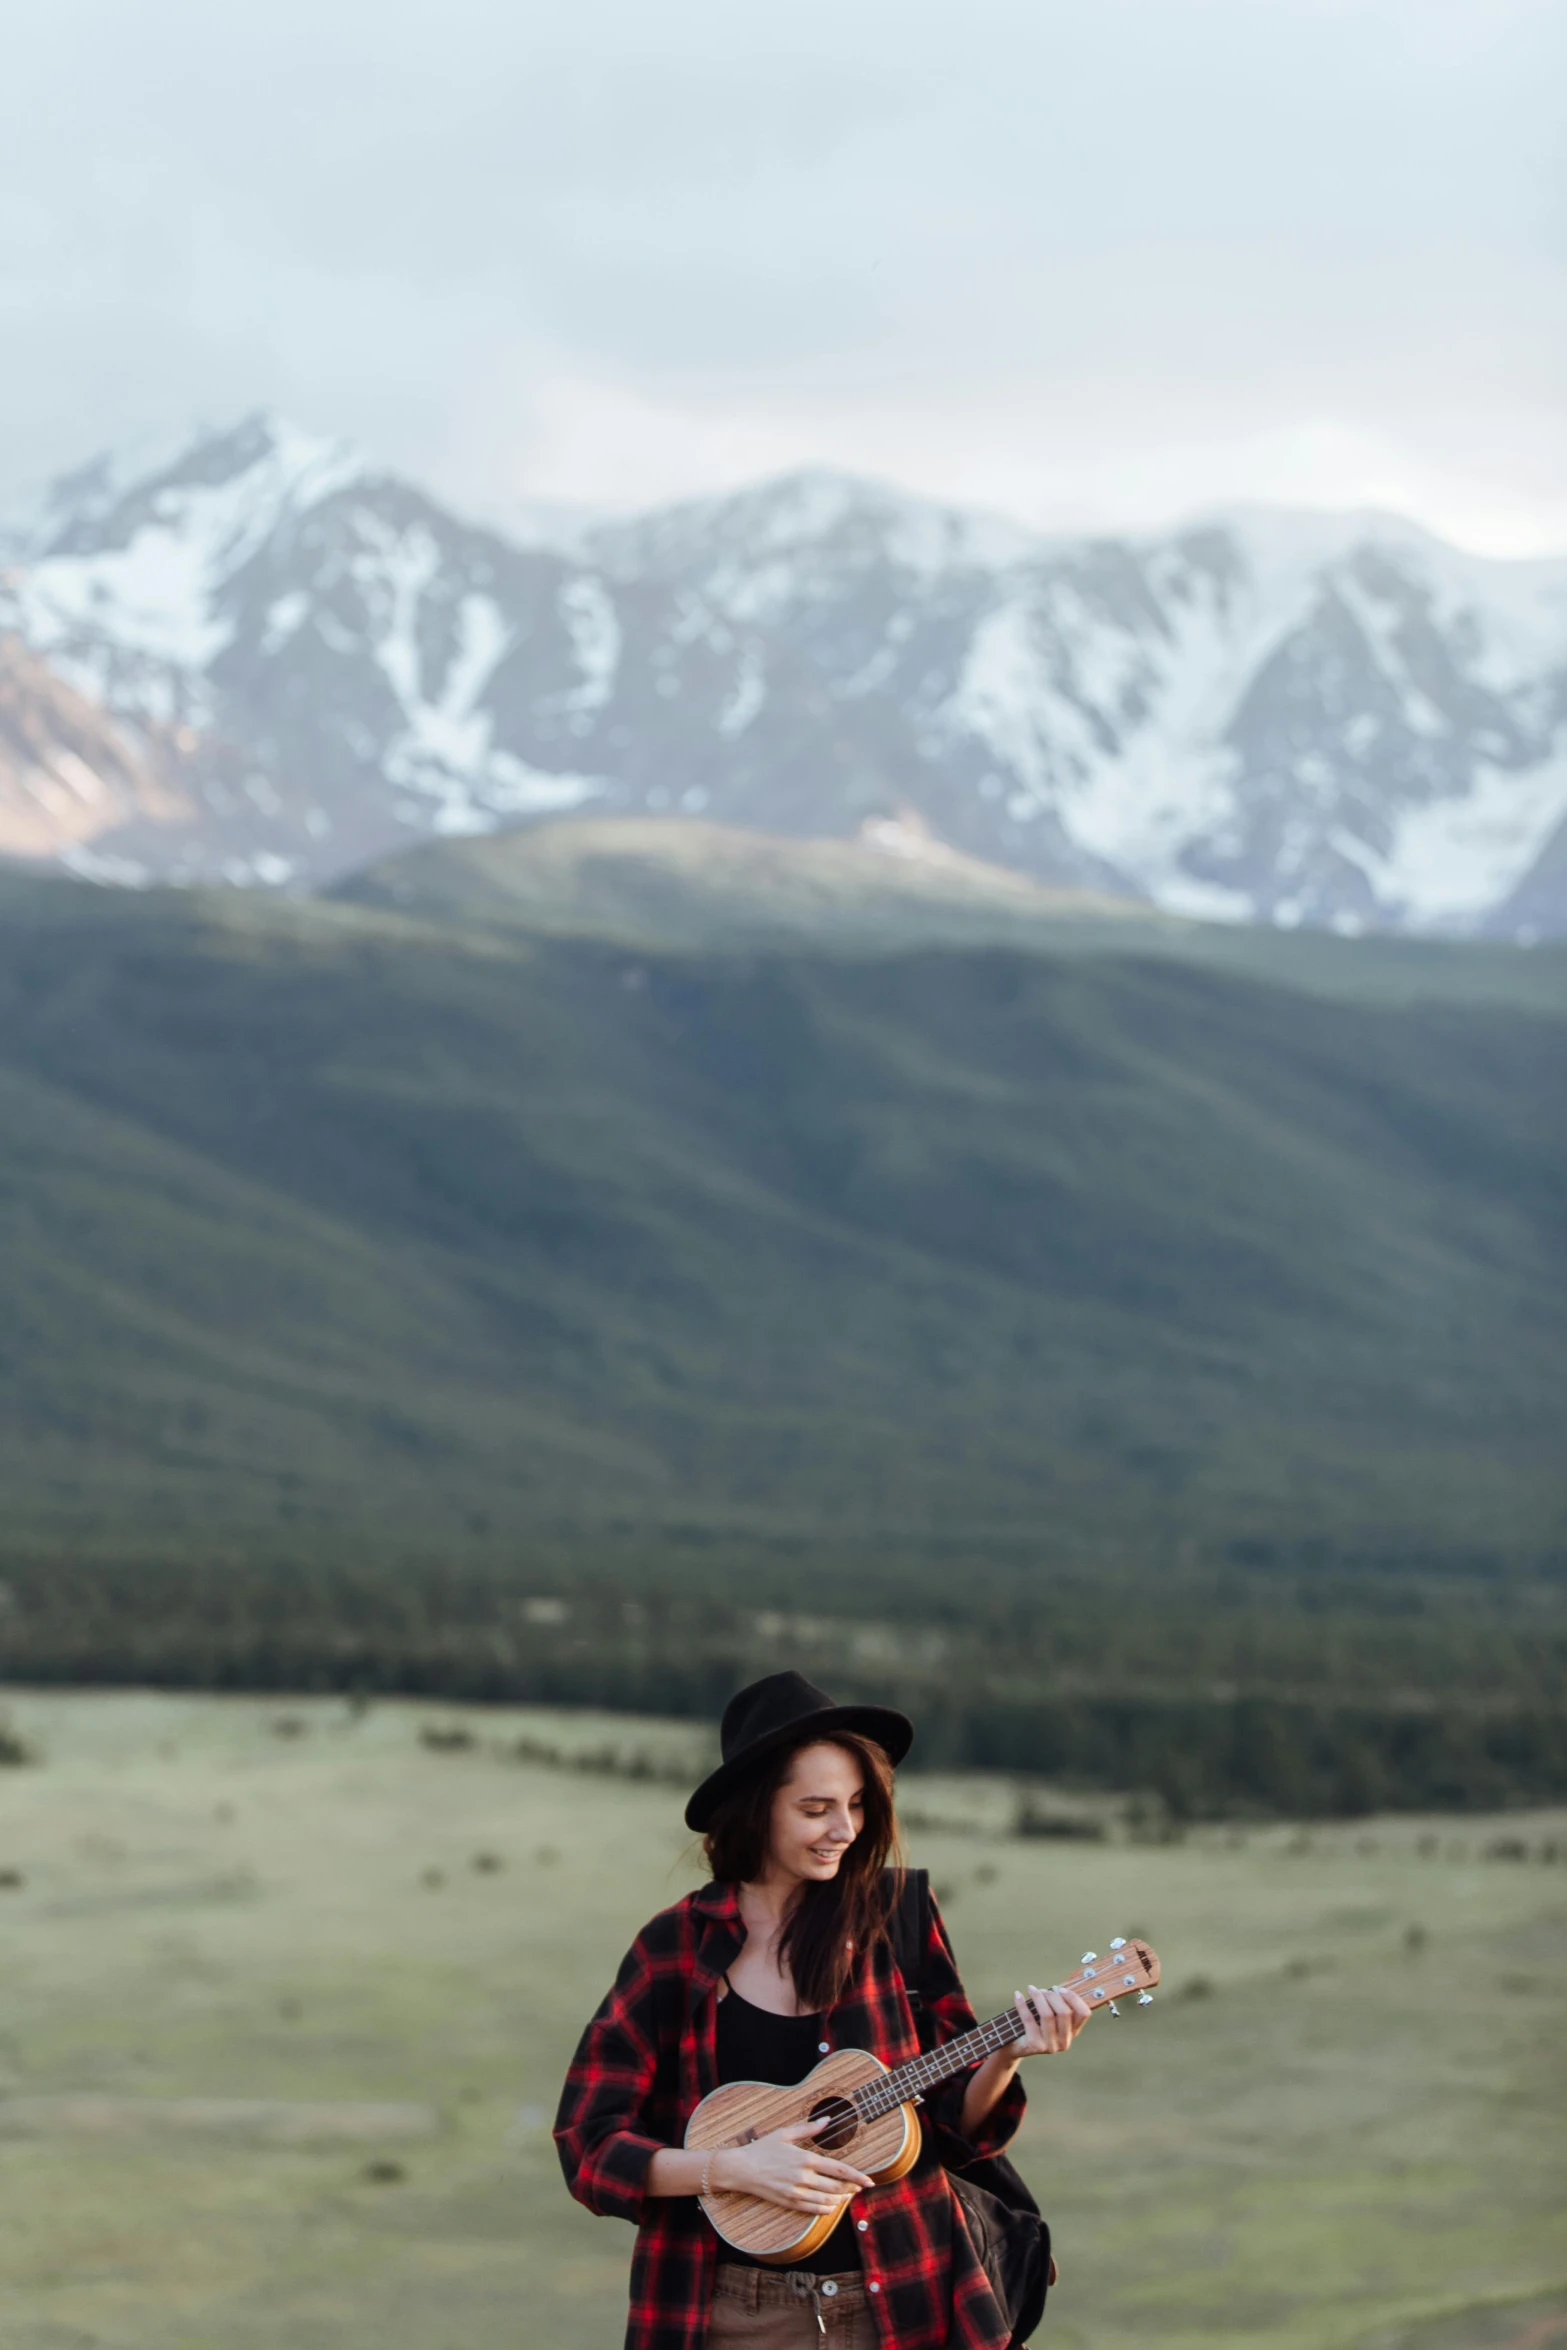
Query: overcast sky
4 0 1563 552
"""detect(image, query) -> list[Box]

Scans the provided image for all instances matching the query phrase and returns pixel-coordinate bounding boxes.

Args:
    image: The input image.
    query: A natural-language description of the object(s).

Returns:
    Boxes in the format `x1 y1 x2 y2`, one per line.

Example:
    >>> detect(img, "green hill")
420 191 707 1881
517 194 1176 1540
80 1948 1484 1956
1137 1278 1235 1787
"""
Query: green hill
334 811 1163 950
1 841 1563 1809
335 814 1567 1014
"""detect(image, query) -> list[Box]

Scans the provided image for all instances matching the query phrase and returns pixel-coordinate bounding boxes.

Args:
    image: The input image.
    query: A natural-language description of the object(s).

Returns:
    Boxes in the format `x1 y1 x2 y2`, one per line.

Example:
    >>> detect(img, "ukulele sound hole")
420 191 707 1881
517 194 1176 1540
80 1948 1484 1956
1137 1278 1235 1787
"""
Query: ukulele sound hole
808 2096 859 2152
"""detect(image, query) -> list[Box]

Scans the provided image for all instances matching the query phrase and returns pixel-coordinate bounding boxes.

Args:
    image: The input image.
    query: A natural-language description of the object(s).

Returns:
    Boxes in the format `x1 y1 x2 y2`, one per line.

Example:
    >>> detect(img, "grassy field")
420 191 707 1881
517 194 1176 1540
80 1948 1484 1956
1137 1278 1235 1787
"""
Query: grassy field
1 1690 1563 2350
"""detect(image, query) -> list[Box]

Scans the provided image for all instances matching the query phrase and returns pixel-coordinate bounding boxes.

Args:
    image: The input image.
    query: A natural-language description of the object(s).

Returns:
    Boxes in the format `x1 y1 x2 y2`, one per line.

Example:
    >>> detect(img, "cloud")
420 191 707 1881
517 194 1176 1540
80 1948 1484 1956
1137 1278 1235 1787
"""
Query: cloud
3 0 1563 551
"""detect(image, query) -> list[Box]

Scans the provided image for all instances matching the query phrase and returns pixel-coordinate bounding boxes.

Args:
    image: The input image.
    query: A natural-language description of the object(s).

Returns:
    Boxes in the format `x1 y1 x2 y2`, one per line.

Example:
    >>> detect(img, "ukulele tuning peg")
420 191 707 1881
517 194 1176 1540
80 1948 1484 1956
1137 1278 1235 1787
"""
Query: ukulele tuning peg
1108 2001 1121 2017
1081 1951 1097 1964
1137 1992 1153 2006
1110 1937 1127 1950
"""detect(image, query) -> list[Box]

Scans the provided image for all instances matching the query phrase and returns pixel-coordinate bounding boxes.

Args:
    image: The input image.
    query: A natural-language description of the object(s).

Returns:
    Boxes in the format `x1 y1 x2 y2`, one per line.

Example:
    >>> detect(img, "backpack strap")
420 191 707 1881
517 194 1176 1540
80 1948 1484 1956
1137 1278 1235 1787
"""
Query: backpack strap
885 1866 931 2017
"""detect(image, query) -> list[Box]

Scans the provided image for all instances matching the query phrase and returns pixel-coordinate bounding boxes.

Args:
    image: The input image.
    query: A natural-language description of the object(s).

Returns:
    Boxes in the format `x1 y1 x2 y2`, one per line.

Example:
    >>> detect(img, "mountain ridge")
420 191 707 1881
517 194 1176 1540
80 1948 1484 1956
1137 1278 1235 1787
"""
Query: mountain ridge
3 411 1565 934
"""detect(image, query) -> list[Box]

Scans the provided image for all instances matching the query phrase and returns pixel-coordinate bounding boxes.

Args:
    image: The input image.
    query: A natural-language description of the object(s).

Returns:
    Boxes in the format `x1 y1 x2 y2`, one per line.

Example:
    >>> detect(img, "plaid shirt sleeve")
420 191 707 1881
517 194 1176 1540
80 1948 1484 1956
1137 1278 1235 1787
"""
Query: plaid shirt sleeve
917 1889 1028 2168
554 1918 678 2223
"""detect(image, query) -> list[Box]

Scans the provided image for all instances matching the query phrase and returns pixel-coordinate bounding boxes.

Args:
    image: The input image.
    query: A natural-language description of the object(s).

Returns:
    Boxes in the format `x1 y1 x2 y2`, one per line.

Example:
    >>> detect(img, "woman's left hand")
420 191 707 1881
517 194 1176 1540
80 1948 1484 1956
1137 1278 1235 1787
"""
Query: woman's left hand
1011 1983 1092 2055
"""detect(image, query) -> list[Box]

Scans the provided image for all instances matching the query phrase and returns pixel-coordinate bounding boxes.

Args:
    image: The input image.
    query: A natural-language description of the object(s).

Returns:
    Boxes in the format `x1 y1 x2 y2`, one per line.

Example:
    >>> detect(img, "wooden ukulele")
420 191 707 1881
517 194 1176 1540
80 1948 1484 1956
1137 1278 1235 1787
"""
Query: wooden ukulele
687 1934 1160 2261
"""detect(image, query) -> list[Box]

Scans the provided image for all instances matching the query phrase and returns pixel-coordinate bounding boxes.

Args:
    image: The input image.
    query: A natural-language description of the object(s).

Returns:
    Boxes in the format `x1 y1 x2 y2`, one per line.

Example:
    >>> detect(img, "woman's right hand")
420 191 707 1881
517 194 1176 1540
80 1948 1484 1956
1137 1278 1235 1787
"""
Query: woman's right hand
714 2115 875 2214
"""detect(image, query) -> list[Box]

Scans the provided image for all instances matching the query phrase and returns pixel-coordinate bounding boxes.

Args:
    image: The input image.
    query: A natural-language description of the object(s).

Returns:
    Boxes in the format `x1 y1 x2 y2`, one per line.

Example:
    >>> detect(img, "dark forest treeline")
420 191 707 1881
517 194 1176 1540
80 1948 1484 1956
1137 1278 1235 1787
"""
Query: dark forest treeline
4 1552 1563 1820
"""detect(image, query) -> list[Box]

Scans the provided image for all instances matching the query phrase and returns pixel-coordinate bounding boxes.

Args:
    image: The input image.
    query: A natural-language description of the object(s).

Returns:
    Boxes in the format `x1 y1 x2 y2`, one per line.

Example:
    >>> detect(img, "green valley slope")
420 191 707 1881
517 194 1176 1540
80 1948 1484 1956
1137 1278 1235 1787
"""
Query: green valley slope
1 842 1563 1805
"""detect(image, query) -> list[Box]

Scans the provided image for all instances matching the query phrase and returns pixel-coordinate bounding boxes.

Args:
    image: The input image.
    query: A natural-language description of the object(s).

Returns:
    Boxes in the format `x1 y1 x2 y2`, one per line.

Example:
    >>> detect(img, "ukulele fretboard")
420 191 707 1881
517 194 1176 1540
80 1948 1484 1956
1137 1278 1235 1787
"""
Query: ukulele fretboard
850 1938 1158 2122
851 2008 1025 2121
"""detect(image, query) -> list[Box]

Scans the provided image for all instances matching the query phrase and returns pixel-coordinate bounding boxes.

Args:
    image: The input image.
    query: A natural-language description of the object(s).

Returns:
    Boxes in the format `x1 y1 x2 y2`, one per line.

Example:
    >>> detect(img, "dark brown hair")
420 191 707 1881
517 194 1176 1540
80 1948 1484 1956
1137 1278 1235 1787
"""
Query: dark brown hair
702 1729 902 2011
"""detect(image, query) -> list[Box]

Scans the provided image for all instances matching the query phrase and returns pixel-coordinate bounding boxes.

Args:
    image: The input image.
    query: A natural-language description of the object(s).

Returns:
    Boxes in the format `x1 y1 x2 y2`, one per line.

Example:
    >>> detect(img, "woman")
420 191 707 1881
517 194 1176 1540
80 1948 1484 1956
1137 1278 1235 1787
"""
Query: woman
555 1671 1090 2349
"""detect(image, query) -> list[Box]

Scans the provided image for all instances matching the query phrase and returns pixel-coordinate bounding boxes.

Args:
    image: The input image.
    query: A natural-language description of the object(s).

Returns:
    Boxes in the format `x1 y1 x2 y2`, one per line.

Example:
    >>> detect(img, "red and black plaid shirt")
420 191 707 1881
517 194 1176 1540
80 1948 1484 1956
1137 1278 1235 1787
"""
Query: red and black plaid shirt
555 1875 1025 2350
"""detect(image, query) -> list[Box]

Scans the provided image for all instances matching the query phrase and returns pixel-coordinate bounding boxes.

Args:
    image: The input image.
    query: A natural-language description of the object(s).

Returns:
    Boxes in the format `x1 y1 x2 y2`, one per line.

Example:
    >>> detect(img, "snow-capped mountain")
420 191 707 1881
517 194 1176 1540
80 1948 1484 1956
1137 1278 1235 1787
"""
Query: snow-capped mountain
3 410 1565 934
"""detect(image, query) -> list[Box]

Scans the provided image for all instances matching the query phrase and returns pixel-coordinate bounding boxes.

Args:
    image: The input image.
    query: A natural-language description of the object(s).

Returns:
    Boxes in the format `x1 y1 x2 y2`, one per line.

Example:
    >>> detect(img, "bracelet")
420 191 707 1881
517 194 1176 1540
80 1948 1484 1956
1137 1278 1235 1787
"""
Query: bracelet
700 2148 716 2201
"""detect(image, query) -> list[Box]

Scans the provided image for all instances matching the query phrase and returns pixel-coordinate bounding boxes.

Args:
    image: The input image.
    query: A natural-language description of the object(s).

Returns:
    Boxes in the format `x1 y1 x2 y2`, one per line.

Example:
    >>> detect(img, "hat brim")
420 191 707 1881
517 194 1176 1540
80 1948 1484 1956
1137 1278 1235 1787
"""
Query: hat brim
684 1703 913 1832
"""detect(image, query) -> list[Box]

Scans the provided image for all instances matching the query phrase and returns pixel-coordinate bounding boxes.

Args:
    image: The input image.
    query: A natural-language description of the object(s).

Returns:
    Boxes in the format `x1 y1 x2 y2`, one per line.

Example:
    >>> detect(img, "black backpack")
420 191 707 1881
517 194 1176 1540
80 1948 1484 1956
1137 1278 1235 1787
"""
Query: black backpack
887 1868 1054 2348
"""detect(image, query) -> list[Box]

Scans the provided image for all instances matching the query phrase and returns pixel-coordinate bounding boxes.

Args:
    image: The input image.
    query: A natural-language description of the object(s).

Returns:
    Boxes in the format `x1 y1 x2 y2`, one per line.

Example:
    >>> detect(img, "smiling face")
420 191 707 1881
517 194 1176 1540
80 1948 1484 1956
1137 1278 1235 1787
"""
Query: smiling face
763 1739 866 1890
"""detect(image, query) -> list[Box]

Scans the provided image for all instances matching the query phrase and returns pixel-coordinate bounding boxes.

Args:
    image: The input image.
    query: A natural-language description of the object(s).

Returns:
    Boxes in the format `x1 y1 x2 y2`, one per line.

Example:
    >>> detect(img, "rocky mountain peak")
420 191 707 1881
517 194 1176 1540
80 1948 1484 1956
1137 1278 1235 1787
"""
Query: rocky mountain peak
1 415 1563 935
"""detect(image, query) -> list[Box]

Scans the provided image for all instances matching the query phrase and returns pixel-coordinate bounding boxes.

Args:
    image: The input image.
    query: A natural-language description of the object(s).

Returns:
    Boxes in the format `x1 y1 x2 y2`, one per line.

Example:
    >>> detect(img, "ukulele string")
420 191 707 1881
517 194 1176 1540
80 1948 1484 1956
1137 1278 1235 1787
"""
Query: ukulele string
851 2008 1028 2120
852 1956 1152 2121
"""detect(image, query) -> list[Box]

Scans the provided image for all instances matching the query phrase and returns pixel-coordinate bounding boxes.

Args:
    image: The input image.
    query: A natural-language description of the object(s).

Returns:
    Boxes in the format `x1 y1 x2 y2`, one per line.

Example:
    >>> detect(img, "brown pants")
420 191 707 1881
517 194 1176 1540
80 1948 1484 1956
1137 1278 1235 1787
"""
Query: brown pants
707 2267 874 2346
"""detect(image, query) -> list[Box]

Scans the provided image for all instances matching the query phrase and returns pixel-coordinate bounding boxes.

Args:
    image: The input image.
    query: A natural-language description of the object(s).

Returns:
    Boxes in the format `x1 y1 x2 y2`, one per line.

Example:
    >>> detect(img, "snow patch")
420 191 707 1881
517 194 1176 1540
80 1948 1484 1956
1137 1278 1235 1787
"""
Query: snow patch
262 590 311 655
365 525 443 708
556 577 621 712
58 843 155 887
717 649 766 737
1383 752 1567 927
11 414 366 696
16 529 234 672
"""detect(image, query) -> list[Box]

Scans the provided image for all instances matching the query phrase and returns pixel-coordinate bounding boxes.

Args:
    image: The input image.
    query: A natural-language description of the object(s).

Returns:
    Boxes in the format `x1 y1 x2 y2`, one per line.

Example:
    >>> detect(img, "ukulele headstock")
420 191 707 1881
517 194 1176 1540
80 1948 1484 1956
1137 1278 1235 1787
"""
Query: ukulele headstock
1052 1936 1160 2016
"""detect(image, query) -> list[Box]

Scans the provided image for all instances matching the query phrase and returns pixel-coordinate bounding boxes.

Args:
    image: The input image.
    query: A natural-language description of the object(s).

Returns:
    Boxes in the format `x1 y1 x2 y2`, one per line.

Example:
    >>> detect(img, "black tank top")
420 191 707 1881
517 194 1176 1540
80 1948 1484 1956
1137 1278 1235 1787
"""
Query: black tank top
713 1984 862 2273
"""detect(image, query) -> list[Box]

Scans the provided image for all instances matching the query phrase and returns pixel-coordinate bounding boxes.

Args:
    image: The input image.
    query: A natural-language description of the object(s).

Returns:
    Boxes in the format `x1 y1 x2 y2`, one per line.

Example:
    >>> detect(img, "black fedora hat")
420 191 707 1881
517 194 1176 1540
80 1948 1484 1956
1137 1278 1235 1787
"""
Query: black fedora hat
684 1670 913 1832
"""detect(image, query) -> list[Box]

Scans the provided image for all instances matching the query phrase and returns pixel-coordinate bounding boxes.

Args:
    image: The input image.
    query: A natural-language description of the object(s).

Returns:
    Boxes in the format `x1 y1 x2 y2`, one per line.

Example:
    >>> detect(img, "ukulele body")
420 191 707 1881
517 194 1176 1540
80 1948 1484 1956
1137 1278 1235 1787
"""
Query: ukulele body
686 2049 920 2262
